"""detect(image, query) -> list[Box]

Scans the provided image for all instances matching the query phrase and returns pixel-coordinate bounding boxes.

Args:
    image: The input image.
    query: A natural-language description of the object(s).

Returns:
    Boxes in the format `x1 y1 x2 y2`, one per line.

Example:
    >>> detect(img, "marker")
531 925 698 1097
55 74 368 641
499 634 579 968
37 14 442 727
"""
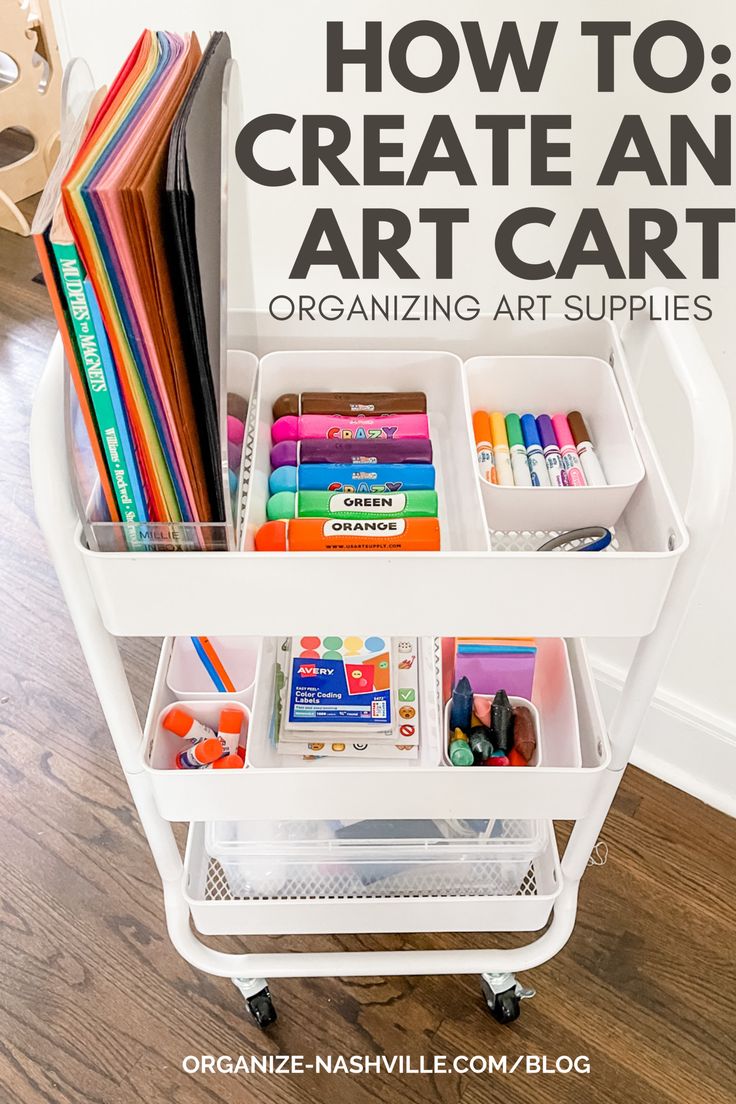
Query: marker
218 707 243 756
268 462 436 496
269 438 433 469
163 708 217 743
536 415 566 486
271 413 429 444
489 412 514 485
520 414 551 487
552 414 587 487
175 737 225 770
255 517 441 552
472 411 496 484
568 411 606 486
272 391 427 419
505 414 532 487
266 489 438 521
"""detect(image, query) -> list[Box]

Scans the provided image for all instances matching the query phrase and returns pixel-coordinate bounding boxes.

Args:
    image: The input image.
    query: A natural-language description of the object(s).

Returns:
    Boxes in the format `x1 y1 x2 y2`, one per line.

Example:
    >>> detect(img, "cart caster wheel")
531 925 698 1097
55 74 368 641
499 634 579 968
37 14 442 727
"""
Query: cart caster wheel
246 986 277 1030
480 972 533 1025
485 985 520 1024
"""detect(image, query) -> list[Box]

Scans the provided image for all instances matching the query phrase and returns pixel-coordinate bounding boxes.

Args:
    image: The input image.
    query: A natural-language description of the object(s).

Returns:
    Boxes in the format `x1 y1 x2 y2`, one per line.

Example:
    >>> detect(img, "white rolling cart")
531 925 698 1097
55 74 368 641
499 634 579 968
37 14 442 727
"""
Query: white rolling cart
30 294 731 1030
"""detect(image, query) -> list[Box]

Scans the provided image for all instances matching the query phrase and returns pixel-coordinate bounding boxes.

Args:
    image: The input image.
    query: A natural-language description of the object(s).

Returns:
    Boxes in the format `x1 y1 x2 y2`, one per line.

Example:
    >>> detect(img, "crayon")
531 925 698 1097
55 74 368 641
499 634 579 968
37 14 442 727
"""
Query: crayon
505 414 532 487
472 411 496 484
267 489 438 521
271 412 429 445
449 739 474 766
272 391 427 419
270 438 433 469
268 462 436 496
449 676 474 733
552 414 586 487
489 412 514 485
491 689 514 754
520 414 551 487
537 415 567 486
568 411 606 486
254 517 441 552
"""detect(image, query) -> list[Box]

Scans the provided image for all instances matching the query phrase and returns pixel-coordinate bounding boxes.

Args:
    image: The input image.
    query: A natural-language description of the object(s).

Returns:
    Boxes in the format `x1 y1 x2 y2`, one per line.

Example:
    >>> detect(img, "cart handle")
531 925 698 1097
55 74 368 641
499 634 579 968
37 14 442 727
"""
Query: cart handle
607 290 733 770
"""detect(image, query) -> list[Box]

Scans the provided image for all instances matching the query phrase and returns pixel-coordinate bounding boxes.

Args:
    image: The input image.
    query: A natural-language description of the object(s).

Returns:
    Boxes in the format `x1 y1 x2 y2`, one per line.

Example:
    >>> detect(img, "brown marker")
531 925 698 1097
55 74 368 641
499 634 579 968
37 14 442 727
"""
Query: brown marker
272 391 427 420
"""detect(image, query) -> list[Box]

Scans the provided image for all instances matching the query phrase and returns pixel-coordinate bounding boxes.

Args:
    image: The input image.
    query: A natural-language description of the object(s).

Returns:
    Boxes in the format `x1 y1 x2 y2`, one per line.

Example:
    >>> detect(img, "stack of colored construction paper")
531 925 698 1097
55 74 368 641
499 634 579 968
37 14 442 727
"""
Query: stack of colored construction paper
34 30 232 549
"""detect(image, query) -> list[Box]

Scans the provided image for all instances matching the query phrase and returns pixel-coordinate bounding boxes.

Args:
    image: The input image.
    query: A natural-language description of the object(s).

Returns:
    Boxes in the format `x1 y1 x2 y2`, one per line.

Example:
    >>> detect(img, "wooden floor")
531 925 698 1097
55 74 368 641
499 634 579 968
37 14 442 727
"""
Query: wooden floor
0 217 735 1104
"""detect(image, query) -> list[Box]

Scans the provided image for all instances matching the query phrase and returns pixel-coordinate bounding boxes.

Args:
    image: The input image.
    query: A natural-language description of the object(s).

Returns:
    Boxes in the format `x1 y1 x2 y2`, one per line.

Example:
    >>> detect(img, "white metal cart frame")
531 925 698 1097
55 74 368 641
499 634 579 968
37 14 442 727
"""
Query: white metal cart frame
30 296 731 1026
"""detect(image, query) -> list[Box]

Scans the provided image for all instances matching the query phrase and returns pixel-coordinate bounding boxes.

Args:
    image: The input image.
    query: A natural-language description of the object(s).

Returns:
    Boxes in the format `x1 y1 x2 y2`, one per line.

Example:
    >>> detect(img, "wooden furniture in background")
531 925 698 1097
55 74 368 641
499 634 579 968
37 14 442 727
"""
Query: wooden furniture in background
0 0 61 235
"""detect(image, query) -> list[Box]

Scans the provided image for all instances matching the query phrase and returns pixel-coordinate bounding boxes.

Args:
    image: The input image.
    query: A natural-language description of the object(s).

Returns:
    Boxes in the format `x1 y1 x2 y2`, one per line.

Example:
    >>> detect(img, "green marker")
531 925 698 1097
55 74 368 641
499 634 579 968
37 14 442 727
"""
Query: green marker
266 489 438 521
505 413 533 487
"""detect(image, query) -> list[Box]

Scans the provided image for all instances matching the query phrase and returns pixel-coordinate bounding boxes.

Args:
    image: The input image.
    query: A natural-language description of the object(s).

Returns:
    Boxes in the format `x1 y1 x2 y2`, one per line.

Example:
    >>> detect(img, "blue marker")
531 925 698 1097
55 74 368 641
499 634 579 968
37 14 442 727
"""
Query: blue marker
521 414 551 487
269 463 436 496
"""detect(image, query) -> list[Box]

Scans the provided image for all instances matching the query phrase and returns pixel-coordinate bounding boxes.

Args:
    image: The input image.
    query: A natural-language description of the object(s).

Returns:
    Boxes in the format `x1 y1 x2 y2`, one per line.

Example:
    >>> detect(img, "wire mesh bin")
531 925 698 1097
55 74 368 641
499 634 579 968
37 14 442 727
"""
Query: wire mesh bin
183 819 562 935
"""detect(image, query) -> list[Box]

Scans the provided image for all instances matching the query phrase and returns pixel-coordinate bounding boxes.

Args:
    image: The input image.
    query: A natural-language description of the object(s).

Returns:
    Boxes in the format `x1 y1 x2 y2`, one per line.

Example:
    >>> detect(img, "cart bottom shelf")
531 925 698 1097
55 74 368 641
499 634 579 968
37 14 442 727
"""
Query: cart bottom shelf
183 822 562 935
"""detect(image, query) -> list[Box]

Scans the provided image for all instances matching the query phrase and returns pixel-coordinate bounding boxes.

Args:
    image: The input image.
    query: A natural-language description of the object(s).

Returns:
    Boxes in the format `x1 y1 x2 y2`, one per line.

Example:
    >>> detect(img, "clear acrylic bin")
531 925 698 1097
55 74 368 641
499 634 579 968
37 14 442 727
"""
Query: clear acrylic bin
183 818 562 934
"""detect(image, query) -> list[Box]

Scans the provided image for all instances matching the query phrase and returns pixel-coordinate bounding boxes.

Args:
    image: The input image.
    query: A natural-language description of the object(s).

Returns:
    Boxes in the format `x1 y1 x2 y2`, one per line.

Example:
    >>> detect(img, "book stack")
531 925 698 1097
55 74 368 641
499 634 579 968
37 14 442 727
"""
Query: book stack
33 31 232 549
271 636 421 761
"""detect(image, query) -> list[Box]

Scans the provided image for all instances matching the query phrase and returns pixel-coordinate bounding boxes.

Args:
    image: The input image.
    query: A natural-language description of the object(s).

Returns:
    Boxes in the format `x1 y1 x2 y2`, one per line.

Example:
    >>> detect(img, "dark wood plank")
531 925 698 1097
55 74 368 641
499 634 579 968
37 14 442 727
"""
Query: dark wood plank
0 220 734 1104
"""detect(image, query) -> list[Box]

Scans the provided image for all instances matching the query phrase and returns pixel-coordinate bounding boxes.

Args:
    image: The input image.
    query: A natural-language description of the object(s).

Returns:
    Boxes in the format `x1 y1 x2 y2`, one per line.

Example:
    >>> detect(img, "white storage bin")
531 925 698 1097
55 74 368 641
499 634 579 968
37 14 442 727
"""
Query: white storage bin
243 349 490 554
443 696 542 766
183 819 562 934
142 636 610 821
465 355 645 532
166 635 259 705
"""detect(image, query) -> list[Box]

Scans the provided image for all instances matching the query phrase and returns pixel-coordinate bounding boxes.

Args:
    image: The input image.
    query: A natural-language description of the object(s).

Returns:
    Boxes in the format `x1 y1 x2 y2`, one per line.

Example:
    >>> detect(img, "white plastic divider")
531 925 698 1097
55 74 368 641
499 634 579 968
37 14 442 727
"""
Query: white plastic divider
182 821 561 936
465 355 645 532
141 636 610 822
70 318 687 638
166 635 259 705
243 349 489 554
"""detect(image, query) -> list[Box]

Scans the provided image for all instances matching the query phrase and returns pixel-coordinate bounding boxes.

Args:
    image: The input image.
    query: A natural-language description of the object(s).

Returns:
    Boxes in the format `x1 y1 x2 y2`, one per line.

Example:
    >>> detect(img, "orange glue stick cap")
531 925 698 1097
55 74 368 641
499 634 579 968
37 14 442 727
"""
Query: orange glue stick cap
175 738 225 769
163 708 216 742
213 753 244 769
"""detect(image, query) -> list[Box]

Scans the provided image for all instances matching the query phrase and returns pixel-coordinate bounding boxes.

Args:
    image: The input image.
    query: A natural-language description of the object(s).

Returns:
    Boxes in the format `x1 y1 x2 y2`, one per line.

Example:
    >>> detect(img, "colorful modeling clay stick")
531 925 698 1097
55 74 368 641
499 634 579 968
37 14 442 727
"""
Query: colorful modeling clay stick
520 413 551 487
163 708 217 743
568 411 606 486
489 412 514 485
512 705 537 762
270 438 434 469
266 489 439 522
218 707 243 756
552 414 587 487
175 738 225 769
505 413 533 487
272 391 427 419
212 753 244 769
472 410 496 484
449 739 475 766
491 689 514 754
254 517 441 551
537 415 567 486
449 676 474 733
271 413 429 445
269 462 436 496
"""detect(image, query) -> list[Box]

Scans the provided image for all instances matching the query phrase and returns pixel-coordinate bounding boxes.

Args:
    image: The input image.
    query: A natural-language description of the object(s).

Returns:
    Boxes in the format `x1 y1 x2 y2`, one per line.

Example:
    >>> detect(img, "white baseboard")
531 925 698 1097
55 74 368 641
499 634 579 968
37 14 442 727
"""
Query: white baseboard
592 661 736 819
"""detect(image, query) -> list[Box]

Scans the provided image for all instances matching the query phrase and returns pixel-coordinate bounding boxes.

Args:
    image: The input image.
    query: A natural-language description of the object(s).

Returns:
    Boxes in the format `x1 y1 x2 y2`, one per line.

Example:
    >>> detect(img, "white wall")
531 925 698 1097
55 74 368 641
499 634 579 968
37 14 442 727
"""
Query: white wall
51 0 736 803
